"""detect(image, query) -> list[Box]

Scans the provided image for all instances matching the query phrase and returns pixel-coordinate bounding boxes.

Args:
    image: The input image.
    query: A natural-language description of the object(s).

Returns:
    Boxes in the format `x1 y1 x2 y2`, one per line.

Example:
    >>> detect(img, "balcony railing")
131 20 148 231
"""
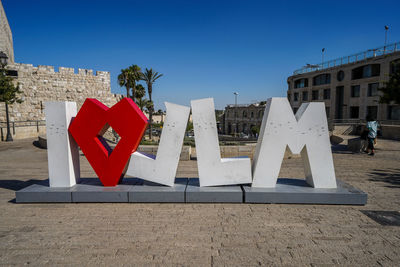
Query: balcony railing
293 42 400 75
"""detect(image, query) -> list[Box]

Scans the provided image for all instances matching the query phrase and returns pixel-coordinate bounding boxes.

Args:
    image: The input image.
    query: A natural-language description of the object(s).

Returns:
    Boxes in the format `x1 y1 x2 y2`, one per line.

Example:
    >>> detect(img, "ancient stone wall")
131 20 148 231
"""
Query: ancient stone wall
0 0 14 62
0 63 122 123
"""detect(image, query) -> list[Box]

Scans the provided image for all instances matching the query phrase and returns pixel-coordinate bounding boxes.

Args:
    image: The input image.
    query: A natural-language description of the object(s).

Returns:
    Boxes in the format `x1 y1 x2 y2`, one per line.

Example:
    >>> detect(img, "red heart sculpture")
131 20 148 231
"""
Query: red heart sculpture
69 98 148 186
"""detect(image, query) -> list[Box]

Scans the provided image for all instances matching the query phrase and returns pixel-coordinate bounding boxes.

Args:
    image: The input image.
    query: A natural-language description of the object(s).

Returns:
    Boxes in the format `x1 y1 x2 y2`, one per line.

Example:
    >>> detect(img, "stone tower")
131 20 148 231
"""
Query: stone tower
0 0 14 63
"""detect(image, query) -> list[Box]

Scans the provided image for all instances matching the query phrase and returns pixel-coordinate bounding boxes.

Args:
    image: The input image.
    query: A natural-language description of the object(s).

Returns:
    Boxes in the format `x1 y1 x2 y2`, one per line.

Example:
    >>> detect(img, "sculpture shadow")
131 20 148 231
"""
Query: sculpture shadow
0 179 48 192
368 168 400 188
32 140 45 149
0 179 48 203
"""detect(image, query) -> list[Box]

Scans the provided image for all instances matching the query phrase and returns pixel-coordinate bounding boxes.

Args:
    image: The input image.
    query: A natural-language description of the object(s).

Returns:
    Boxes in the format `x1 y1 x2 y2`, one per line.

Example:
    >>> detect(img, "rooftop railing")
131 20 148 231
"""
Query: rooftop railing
293 42 400 75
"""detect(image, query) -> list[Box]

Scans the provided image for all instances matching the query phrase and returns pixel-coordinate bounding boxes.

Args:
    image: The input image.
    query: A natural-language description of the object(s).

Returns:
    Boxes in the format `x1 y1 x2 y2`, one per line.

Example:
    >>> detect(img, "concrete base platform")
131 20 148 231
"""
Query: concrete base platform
16 181 73 203
15 178 367 205
127 178 188 203
243 178 367 205
185 178 243 203
16 178 188 203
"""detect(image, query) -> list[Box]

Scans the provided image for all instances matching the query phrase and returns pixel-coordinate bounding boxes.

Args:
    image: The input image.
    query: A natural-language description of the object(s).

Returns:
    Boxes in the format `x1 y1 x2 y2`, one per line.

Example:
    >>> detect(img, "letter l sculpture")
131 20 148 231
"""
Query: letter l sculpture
191 98 252 187
126 102 190 186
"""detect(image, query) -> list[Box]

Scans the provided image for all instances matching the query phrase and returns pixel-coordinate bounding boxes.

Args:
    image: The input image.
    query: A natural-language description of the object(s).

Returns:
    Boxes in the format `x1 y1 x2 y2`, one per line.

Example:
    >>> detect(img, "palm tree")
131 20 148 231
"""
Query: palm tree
141 68 163 139
136 97 149 112
134 84 146 101
128 65 142 102
117 68 131 98
118 65 142 100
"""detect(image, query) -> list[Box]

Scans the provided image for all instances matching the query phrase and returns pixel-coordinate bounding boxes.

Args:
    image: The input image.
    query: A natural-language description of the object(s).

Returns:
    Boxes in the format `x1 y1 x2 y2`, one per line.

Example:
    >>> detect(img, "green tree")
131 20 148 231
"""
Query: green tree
134 84 146 101
379 66 400 104
141 68 163 139
251 125 260 136
117 68 132 98
128 65 142 102
136 97 150 112
118 65 142 101
0 65 22 141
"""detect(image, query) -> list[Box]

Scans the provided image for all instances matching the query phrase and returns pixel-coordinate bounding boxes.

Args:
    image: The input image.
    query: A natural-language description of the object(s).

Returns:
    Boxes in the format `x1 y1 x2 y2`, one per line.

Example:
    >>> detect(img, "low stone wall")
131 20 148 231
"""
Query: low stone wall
0 124 45 141
191 144 299 160
334 123 400 140
137 145 191 161
381 125 400 140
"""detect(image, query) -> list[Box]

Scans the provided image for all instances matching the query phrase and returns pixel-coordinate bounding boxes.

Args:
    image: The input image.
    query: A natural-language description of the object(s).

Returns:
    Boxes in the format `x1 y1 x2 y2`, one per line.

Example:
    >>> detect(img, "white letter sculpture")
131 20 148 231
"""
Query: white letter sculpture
126 102 190 186
191 98 252 187
252 98 336 188
45 102 80 187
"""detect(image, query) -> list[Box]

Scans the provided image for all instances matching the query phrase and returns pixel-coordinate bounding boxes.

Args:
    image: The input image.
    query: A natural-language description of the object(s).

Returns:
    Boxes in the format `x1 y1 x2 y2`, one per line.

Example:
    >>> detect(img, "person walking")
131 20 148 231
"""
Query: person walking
366 115 378 156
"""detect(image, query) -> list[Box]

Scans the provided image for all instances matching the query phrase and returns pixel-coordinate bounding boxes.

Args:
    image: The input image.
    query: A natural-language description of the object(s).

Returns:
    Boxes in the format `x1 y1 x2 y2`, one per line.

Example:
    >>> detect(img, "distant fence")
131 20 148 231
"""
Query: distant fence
0 120 45 141
331 119 400 126
293 41 400 75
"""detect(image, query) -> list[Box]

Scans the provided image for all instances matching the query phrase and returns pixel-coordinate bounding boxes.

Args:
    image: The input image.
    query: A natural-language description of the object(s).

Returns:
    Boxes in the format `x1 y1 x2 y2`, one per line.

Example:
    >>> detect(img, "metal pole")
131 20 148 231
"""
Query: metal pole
234 92 238 137
5 102 13 141
384 25 389 54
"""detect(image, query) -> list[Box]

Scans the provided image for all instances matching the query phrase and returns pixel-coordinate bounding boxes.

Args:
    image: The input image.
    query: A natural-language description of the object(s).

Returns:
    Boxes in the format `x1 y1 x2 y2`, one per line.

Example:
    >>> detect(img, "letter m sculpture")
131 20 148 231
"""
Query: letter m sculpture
252 98 337 188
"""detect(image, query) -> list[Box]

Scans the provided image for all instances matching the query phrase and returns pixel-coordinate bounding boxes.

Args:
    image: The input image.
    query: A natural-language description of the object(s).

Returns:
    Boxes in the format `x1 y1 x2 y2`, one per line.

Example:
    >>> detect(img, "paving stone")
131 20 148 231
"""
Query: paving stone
2 137 400 266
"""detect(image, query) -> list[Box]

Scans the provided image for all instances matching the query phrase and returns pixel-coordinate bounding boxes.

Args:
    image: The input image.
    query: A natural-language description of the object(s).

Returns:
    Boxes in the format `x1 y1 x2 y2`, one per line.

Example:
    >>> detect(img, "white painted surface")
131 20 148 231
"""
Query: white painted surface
252 97 337 188
45 102 80 187
126 102 190 186
191 98 252 187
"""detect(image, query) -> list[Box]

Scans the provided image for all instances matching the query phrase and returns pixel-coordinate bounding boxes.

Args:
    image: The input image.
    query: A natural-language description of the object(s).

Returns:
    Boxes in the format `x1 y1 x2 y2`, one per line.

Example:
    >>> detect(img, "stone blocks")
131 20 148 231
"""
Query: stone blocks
15 178 367 205
243 179 367 205
185 178 243 203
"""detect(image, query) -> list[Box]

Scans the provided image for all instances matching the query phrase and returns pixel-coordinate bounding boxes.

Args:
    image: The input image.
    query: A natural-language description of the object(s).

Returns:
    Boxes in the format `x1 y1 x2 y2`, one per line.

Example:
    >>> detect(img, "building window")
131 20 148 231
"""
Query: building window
251 111 254 118
390 59 400 74
243 111 247 118
294 78 308 88
325 107 330 118
368 83 379 97
288 82 291 90
302 91 308 101
367 106 378 120
350 106 359 119
313 74 331 86
351 85 360 97
234 111 238 118
6 70 18 77
287 93 291 102
352 64 380 80
337 70 344 81
388 106 400 120
258 110 263 118
323 89 330 100
294 92 299 102
312 90 319 100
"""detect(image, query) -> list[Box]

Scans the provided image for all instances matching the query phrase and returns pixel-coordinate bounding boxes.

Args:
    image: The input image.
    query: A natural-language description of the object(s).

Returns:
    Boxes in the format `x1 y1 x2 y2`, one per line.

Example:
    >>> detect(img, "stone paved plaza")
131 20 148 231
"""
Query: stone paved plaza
0 138 400 266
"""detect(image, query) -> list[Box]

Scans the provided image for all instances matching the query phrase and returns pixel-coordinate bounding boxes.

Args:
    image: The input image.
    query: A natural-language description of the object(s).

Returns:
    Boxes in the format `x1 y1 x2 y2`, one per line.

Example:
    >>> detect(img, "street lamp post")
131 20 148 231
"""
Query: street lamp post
234 92 238 137
384 25 389 54
0 51 12 142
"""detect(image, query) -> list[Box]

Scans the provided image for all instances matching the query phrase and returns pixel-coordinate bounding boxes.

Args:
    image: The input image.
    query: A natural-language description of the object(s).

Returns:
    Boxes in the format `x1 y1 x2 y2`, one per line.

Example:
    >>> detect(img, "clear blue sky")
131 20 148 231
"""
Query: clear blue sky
3 0 400 110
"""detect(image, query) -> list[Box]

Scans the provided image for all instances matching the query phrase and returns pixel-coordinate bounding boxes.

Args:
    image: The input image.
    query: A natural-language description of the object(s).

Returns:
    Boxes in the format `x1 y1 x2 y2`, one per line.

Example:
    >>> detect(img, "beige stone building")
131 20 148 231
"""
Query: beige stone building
287 42 400 122
222 103 266 135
